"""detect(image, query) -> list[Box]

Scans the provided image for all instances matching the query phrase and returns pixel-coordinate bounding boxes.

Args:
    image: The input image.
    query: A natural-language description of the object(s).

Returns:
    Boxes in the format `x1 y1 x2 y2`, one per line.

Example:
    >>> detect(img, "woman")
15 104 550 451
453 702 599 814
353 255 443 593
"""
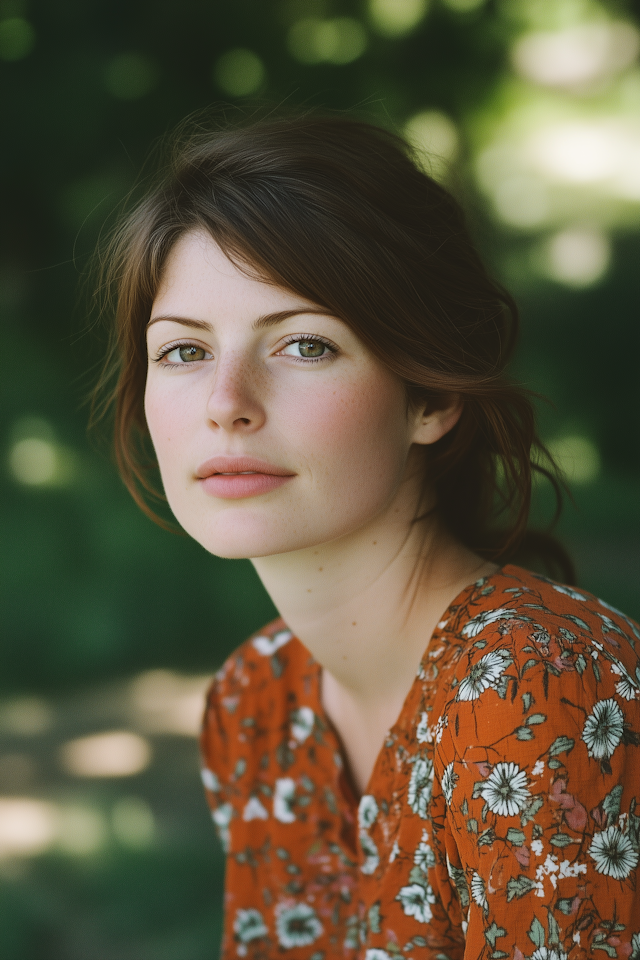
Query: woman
98 116 640 958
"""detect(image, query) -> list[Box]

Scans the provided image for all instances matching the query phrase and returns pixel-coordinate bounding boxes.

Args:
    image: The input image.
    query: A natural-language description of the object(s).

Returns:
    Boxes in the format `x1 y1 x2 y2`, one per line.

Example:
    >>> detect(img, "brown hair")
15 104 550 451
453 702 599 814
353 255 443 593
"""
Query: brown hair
94 113 573 581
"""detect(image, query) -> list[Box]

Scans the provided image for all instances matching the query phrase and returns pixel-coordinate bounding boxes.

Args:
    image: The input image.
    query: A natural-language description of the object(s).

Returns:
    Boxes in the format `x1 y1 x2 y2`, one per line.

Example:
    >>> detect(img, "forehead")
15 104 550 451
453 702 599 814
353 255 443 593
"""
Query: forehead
152 230 310 318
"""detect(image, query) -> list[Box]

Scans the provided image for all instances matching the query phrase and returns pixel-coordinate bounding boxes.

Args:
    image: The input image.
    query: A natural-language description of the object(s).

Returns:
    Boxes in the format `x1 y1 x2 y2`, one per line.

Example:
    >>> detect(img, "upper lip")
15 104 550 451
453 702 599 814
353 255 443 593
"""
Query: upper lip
195 456 295 479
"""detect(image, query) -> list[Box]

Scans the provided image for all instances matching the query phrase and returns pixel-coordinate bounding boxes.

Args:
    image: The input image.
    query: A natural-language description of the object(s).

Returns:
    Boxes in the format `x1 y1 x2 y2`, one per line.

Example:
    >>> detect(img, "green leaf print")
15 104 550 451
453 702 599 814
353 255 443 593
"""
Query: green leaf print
575 653 587 674
556 897 575 914
520 659 539 678
507 875 536 900
516 726 534 740
522 692 533 713
528 917 545 949
526 713 546 725
485 922 506 948
506 828 526 846
521 795 544 825
548 736 575 756
602 784 624 821
550 833 574 847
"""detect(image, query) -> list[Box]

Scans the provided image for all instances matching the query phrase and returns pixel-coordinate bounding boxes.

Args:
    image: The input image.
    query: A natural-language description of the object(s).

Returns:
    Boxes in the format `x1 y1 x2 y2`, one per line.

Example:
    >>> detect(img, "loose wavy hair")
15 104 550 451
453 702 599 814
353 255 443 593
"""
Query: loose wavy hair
93 113 573 581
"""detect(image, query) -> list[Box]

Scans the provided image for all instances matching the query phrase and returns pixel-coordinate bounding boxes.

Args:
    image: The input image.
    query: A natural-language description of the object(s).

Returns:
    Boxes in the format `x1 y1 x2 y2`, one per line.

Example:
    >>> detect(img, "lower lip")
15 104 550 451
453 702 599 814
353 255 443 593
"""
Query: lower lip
200 473 293 499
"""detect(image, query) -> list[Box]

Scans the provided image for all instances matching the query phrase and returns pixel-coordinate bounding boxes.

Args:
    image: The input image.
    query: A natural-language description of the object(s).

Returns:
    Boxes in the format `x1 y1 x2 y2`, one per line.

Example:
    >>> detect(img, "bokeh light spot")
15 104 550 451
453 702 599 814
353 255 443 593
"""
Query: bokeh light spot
368 0 428 38
512 21 640 90
112 796 155 848
57 805 107 856
130 670 211 737
548 435 601 483
0 17 34 61
214 48 265 96
493 174 550 228
10 438 57 485
104 53 158 100
288 17 367 64
0 798 57 858
540 226 610 286
404 110 459 180
532 122 624 183
60 731 152 778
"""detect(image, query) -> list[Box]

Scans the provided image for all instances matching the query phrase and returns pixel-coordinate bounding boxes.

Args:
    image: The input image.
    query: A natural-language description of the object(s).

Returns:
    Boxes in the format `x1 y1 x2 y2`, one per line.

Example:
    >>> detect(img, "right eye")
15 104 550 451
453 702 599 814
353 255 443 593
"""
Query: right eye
158 344 212 364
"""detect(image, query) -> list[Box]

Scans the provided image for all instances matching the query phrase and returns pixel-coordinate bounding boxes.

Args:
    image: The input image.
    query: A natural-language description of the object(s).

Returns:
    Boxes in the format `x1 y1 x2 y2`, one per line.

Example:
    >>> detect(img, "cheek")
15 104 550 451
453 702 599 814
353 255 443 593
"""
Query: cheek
143 379 189 472
289 374 409 485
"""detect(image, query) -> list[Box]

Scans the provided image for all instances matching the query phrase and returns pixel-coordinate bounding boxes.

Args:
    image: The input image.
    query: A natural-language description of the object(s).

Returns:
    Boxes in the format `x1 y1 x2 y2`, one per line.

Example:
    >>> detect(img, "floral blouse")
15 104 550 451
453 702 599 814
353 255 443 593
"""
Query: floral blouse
200 565 640 959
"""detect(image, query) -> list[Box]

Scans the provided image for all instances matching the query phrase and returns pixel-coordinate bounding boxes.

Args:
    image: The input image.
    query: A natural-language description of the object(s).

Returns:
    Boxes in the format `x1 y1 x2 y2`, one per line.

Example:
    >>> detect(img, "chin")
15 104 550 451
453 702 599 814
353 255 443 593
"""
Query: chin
173 509 309 560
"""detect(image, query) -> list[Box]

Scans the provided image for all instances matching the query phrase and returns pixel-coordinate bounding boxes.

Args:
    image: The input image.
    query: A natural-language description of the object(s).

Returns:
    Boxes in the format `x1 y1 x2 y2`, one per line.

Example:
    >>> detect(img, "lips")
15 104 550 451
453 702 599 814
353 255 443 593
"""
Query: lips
195 456 295 500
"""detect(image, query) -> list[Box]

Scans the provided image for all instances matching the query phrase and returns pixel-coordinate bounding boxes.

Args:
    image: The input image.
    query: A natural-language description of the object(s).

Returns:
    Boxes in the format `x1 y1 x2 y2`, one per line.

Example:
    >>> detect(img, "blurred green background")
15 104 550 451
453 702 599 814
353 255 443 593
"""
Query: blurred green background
1 0 639 956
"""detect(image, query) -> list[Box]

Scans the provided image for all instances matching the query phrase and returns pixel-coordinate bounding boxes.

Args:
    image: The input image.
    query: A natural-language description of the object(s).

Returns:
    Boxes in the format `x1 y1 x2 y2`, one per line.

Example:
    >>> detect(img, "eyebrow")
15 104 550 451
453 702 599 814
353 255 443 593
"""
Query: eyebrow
146 308 332 332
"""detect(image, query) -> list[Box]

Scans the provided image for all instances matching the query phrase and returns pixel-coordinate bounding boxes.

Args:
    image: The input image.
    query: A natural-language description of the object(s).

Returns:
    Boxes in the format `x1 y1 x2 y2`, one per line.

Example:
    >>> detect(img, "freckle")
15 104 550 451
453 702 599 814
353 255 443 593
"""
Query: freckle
307 588 312 593
372 541 377 545
318 567 323 572
352 622 357 627
342 655 348 660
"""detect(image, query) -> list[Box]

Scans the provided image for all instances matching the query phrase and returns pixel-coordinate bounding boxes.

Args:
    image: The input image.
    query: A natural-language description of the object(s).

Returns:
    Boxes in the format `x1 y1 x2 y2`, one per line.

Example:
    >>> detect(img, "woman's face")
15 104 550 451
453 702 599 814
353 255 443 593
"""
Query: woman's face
144 230 437 559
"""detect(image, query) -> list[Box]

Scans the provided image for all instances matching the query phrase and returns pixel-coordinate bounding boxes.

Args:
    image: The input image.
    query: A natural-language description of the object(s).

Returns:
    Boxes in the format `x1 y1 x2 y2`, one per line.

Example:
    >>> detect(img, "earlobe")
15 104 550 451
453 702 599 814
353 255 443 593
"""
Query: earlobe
411 398 463 446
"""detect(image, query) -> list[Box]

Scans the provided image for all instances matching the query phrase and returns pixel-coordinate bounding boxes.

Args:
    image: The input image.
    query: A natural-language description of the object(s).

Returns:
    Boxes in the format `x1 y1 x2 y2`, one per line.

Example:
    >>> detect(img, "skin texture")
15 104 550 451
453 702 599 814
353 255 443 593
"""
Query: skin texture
146 230 496 793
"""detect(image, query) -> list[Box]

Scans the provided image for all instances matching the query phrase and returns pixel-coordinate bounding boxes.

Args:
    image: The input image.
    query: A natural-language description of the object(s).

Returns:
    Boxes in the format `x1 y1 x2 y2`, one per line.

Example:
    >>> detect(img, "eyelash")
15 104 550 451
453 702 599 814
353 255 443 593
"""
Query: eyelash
280 334 337 363
152 340 210 368
152 335 338 367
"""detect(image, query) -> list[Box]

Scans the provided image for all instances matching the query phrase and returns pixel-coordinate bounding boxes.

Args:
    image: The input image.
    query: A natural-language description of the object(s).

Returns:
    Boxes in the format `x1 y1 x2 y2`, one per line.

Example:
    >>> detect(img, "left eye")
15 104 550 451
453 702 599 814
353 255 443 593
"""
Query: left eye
282 340 328 358
164 345 209 363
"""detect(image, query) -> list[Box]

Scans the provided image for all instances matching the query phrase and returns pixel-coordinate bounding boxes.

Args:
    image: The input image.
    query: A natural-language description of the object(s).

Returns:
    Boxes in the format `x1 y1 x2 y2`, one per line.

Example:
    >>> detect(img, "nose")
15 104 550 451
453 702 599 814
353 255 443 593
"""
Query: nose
205 353 266 433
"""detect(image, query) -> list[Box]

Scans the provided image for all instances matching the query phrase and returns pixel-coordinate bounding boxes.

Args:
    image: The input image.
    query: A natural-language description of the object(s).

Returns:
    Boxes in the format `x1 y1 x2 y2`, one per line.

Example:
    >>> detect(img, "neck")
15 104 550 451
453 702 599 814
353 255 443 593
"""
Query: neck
251 493 496 796
251 506 492 705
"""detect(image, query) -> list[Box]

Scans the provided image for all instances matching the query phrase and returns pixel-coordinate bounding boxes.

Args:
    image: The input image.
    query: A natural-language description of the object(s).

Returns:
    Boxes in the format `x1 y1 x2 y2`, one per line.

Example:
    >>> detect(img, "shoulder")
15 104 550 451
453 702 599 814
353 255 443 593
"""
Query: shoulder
441 563 640 686
200 618 316 774
430 564 640 772
203 617 313 726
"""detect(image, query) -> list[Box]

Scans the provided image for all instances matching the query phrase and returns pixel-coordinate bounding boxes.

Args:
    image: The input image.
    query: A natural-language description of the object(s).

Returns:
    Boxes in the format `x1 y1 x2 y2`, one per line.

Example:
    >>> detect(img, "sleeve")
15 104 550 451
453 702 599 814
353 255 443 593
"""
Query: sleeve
200 671 235 854
431 630 640 960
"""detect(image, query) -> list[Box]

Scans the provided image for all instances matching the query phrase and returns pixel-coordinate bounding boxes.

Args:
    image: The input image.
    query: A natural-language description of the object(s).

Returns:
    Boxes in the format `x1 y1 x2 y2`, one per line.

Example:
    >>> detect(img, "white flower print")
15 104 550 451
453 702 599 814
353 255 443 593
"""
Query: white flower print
251 629 292 656
416 712 429 743
396 881 436 923
588 826 639 880
242 796 269 821
233 908 268 943
275 902 323 948
582 698 625 760
631 933 640 960
530 949 568 960
553 584 587 602
461 608 513 638
212 802 233 852
365 951 392 960
609 661 640 701
358 794 379 830
470 871 488 911
290 706 315 742
441 762 457 805
200 767 220 792
414 835 436 872
273 777 296 823
359 831 380 875
456 649 511 701
408 756 434 818
479 762 530 817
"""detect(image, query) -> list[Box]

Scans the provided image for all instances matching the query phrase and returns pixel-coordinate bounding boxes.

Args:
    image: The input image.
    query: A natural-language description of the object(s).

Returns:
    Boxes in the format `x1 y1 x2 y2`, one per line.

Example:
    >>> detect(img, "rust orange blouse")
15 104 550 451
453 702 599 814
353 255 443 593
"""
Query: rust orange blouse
200 565 640 959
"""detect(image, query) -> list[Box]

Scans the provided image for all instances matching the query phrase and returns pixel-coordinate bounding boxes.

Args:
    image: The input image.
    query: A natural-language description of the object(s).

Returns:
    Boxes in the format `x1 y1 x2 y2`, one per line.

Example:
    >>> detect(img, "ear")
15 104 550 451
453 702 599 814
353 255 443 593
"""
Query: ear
410 396 463 446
